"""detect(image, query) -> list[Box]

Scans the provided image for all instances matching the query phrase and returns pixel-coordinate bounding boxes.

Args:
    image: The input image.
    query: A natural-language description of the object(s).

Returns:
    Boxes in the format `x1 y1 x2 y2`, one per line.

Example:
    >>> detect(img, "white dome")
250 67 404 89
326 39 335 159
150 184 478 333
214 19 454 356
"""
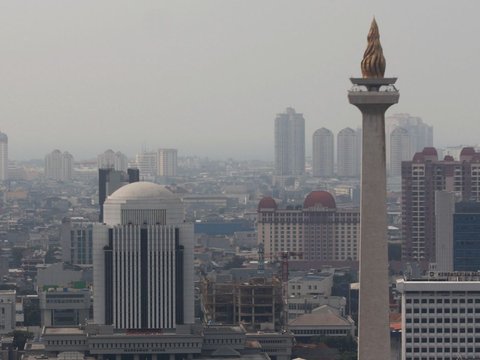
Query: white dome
108 182 175 201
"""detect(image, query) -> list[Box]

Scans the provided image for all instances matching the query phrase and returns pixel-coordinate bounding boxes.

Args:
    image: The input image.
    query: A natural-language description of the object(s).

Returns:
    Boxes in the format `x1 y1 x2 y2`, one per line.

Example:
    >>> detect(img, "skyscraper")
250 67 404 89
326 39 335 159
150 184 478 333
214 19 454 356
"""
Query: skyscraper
386 113 433 174
97 149 128 172
274 107 305 176
389 126 410 177
312 128 334 177
93 182 194 329
401 147 480 263
157 148 178 177
45 150 74 181
348 19 399 359
336 127 358 177
0 132 8 181
135 151 157 181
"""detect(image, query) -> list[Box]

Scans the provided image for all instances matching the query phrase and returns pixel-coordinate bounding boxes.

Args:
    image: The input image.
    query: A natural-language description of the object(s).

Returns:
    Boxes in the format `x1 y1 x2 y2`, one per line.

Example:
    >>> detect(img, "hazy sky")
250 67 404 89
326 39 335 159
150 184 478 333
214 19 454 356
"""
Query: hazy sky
2 1 479 161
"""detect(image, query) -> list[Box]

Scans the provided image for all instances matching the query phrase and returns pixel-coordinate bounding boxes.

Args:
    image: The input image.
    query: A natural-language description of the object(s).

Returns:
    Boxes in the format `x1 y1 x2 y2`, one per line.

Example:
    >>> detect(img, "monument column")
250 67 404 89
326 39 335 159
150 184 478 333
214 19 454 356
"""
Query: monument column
348 18 399 360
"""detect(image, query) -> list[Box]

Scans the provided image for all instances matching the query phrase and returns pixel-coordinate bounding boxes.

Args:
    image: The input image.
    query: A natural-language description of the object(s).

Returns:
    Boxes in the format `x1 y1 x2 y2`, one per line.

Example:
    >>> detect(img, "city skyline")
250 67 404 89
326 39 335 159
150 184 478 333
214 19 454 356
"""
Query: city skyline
1 1 479 160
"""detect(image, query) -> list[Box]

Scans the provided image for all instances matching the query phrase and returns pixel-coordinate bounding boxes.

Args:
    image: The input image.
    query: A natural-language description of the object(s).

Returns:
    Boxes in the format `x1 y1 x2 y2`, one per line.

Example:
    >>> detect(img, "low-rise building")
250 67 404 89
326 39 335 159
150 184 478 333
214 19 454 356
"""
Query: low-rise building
39 288 91 327
0 290 16 334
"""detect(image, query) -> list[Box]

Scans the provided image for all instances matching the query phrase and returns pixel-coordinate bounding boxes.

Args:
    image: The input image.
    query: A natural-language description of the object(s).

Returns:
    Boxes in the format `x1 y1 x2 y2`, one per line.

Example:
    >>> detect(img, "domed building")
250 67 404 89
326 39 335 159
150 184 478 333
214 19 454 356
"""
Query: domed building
93 182 194 330
257 191 359 262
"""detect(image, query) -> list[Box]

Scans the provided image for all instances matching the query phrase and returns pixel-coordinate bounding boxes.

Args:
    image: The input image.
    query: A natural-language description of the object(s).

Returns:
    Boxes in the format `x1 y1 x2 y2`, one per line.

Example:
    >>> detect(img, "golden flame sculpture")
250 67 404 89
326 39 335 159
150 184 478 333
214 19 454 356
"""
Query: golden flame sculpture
361 18 386 78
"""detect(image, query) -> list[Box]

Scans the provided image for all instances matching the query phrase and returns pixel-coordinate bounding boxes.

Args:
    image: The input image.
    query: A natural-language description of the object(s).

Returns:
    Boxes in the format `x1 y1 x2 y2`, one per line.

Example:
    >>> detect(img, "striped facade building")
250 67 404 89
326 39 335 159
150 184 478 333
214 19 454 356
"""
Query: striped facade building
93 182 194 330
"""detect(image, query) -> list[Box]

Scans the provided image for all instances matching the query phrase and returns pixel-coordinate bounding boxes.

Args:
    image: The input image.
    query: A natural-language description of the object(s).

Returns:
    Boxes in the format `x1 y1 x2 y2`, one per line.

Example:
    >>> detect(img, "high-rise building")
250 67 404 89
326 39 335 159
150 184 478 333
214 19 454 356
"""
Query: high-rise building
389 126 410 177
97 149 128 172
312 128 334 177
93 182 194 330
157 148 178 177
98 168 139 222
135 151 157 181
402 147 480 263
45 150 74 181
386 113 433 175
0 132 8 181
274 107 305 176
434 191 455 272
257 191 359 262
454 201 480 271
336 127 359 177
61 217 94 265
397 276 480 360
348 18 399 359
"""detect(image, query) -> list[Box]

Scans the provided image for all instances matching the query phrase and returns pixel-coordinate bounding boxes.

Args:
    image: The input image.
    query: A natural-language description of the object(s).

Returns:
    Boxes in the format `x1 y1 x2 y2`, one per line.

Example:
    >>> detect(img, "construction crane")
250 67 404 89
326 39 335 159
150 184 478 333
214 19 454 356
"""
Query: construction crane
277 251 303 331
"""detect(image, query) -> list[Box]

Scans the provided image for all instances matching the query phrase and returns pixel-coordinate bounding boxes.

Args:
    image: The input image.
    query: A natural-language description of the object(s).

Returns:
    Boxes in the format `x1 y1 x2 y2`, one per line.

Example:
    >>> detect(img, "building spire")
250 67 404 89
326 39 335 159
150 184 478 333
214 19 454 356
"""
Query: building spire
361 17 386 78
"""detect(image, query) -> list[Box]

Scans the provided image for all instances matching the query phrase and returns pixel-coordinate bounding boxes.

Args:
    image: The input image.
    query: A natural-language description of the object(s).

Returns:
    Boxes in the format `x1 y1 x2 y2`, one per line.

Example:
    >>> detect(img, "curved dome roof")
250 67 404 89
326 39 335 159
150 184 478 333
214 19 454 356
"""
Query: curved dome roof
303 191 336 209
108 182 176 201
258 197 277 210
460 147 476 157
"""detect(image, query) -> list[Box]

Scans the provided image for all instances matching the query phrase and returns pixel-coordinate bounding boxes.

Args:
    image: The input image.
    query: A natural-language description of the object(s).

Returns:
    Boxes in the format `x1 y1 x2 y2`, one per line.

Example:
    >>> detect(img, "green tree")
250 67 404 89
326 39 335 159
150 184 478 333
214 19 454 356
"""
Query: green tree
8 330 34 350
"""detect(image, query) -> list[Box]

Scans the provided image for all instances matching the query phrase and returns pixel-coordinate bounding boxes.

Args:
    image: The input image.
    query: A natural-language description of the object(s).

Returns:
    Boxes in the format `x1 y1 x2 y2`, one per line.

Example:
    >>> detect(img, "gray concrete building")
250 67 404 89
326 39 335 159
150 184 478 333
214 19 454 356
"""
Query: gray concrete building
274 107 305 176
312 127 334 177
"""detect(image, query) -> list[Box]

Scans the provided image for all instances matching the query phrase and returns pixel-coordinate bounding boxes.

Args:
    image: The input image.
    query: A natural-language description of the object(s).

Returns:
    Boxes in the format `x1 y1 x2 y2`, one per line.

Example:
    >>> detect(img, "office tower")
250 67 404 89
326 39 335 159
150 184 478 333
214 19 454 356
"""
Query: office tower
93 182 194 329
348 19 399 359
454 201 480 271
98 168 139 222
389 126 410 177
336 127 358 177
44 150 74 181
402 147 480 263
157 148 178 177
135 151 157 180
312 128 334 177
0 132 8 181
435 191 455 272
397 276 480 360
274 107 305 176
257 191 359 261
61 217 94 265
97 149 128 172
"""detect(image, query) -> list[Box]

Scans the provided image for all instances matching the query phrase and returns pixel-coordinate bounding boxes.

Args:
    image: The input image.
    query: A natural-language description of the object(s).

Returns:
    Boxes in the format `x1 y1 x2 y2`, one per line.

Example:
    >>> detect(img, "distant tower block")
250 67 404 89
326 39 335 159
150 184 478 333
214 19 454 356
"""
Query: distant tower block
348 19 399 360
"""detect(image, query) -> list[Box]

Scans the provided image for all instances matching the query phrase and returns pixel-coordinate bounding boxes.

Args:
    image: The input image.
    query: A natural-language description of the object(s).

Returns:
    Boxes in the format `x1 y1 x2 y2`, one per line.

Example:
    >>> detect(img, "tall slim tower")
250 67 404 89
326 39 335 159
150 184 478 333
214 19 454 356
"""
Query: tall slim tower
157 148 178 177
312 128 334 177
0 132 8 181
274 107 305 176
337 127 357 177
348 19 399 359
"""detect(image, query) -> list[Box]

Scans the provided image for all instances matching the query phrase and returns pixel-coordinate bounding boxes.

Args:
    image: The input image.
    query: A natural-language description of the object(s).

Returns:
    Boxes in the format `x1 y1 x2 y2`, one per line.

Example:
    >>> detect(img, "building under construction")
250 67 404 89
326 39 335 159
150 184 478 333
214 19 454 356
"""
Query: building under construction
200 272 283 331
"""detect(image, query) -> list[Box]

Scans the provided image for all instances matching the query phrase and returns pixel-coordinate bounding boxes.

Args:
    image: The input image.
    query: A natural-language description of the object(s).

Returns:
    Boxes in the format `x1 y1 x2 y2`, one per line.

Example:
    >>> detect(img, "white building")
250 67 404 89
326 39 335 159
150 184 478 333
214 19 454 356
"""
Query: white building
0 290 16 334
97 149 128 172
274 107 305 176
386 113 433 172
390 126 411 177
39 288 91 327
93 182 194 330
312 128 334 177
45 150 74 181
337 127 359 177
397 276 480 360
0 132 8 181
135 151 157 181
288 272 334 298
157 149 178 177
